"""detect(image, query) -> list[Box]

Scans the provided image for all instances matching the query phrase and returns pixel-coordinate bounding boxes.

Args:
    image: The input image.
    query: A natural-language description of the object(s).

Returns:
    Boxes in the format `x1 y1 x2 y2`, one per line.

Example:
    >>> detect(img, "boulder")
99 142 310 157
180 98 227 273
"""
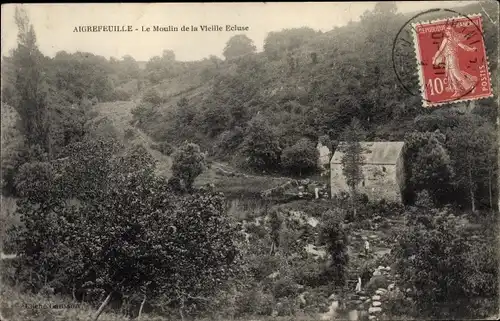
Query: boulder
298 292 307 305
368 307 382 314
329 293 339 300
368 316 376 320
348 309 359 321
372 301 381 307
388 283 395 291
372 295 381 301
267 271 280 279
373 270 382 276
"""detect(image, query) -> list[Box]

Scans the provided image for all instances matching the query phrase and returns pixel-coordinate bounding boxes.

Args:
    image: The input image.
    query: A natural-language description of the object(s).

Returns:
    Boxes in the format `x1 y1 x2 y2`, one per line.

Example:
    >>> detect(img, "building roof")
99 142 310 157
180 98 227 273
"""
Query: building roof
330 141 404 165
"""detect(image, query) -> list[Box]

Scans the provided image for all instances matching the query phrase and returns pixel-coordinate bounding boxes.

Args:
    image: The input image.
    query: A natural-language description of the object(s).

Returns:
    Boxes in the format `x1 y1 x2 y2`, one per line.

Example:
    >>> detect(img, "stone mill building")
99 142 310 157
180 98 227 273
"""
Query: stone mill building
330 141 405 203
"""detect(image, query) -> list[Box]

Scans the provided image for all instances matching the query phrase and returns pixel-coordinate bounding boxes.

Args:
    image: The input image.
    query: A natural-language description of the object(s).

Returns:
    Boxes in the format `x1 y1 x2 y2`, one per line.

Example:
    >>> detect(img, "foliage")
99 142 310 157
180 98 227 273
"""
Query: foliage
7 138 239 315
241 115 282 171
394 206 498 319
263 27 318 61
405 131 455 206
319 208 348 287
280 138 319 176
406 110 497 209
214 126 244 157
269 209 283 253
142 88 163 106
131 102 158 126
11 7 50 152
150 141 174 156
222 34 257 60
171 142 206 189
339 118 365 196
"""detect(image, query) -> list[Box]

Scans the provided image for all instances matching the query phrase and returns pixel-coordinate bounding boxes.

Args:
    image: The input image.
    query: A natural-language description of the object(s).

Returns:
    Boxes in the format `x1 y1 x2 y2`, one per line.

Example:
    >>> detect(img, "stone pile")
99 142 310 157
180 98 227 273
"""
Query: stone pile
260 179 329 199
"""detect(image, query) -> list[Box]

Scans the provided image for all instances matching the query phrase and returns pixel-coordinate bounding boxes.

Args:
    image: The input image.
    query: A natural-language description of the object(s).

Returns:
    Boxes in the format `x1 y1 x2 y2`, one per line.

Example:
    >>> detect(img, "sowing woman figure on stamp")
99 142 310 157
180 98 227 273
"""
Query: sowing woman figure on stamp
432 25 478 98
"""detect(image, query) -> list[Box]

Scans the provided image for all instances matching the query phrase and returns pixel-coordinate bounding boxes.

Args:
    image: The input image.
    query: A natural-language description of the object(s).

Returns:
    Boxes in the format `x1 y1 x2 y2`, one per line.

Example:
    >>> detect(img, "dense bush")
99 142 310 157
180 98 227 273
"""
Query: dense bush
131 102 158 126
171 142 206 189
319 209 348 287
280 138 319 176
142 88 163 106
150 141 174 156
393 206 498 319
7 139 240 316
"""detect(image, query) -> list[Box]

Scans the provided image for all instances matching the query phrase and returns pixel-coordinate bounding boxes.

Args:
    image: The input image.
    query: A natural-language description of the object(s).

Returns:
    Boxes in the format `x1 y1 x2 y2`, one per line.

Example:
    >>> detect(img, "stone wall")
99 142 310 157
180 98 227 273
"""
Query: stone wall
330 164 403 203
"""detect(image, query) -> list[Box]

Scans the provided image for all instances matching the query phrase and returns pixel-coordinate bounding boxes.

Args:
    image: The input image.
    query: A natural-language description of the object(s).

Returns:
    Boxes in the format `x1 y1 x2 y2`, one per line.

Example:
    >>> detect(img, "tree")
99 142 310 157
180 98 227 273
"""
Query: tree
222 35 256 61
269 209 283 255
407 131 455 206
241 114 281 171
162 49 176 61
171 142 206 189
446 119 496 212
394 207 498 319
7 136 239 318
280 138 318 176
339 118 365 210
142 88 163 106
11 6 50 153
201 103 231 138
263 27 318 61
320 209 349 288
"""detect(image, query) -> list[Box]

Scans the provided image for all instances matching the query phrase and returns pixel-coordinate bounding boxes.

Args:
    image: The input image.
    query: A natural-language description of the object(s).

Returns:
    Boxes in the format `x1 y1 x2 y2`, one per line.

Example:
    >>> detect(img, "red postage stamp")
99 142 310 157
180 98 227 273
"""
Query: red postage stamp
412 14 493 107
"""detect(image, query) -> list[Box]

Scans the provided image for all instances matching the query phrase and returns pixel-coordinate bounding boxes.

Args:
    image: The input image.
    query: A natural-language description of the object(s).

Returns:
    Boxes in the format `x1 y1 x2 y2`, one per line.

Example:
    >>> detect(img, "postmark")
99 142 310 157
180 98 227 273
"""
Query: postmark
392 9 494 108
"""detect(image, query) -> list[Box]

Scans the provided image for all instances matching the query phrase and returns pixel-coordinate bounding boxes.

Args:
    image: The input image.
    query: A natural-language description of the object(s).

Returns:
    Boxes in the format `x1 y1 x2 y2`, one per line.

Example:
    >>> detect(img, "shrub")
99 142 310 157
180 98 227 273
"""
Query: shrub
365 275 389 293
276 296 297 316
124 128 137 141
112 88 132 101
319 209 349 287
151 141 174 156
248 254 281 281
142 88 163 106
280 138 319 176
292 261 326 287
394 208 498 319
272 277 300 299
131 102 157 126
7 139 240 316
234 288 274 317
171 142 206 189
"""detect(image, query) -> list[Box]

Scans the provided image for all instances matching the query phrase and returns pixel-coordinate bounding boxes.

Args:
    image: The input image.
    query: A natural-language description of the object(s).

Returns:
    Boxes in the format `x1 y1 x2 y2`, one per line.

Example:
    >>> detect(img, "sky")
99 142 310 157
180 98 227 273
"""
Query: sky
1 1 480 62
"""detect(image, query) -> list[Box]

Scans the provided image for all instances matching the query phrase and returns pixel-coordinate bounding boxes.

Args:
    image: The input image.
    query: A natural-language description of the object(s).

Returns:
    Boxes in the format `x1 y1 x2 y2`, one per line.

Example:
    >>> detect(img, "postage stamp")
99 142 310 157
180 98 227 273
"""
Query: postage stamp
411 14 493 107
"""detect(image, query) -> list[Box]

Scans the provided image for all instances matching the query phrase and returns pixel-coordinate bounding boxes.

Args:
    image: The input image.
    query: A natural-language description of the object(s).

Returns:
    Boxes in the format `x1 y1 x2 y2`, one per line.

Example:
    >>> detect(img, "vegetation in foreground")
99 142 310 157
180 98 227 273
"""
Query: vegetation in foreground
1 2 499 321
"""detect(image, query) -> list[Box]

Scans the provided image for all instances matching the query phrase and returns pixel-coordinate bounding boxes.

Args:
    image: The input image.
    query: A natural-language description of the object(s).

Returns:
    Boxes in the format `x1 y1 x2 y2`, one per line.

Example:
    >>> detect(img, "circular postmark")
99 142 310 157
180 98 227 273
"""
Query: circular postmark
392 8 489 107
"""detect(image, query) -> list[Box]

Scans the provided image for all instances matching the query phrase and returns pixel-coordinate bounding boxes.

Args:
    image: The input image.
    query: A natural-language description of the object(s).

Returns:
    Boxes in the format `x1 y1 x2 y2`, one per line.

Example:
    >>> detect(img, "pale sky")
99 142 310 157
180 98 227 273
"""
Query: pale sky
1 1 480 62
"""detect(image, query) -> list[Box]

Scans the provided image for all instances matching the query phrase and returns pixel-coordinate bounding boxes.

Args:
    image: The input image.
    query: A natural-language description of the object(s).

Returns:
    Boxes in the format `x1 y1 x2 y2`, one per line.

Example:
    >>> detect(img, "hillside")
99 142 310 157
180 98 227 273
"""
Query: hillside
90 100 173 178
132 1 498 159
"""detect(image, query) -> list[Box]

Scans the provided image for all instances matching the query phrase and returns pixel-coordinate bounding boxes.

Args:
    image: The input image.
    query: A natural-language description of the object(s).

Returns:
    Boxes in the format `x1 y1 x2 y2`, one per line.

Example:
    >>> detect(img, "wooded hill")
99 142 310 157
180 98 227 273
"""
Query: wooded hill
1 2 498 209
130 2 497 150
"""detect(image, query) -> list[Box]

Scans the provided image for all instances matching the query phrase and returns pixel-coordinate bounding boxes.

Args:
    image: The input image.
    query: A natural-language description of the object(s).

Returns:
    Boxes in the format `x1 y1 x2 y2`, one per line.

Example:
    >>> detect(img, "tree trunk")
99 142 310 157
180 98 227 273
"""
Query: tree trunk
179 298 185 321
468 166 476 213
488 169 493 210
92 291 113 321
137 294 146 320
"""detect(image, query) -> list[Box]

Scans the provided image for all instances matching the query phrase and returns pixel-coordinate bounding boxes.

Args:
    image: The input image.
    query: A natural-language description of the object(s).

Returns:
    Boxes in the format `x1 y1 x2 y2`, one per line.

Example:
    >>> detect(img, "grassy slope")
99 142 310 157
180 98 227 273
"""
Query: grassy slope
92 100 173 178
